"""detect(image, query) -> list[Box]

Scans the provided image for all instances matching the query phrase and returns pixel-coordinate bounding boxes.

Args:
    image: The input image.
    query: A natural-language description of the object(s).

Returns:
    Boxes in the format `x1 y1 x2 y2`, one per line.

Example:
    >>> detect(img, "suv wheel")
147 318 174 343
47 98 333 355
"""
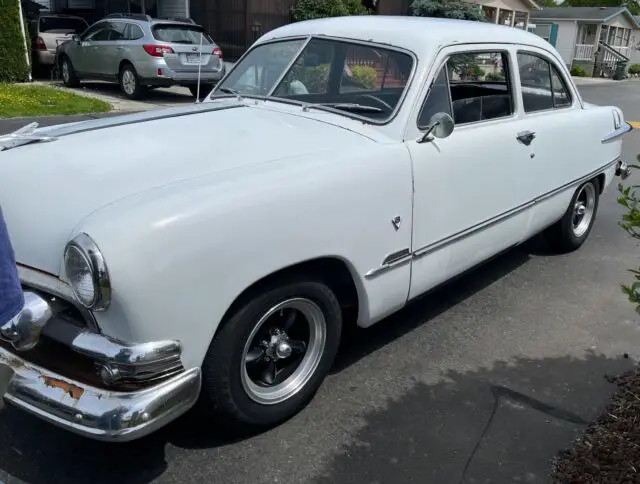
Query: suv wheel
61 57 80 87
119 64 145 100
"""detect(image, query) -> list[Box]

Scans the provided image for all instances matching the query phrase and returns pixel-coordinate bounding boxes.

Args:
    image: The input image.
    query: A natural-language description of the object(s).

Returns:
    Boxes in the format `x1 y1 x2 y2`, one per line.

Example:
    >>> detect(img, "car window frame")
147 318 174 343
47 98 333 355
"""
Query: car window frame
516 49 574 115
416 47 517 131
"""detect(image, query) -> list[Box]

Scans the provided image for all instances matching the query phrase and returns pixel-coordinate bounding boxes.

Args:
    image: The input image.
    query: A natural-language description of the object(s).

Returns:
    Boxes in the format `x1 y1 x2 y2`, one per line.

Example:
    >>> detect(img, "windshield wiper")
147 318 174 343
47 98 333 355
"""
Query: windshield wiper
301 102 383 114
0 122 58 151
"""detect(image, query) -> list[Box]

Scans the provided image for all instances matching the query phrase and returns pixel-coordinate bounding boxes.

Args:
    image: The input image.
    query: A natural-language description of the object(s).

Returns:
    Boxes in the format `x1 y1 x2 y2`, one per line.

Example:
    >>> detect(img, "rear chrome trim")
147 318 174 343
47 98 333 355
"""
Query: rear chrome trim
602 121 633 143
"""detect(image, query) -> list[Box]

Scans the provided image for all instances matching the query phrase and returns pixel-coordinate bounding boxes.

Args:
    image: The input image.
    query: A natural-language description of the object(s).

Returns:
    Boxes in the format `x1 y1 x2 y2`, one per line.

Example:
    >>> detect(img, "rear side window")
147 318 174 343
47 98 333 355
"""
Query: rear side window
517 52 572 112
39 16 88 34
152 25 213 45
123 23 144 40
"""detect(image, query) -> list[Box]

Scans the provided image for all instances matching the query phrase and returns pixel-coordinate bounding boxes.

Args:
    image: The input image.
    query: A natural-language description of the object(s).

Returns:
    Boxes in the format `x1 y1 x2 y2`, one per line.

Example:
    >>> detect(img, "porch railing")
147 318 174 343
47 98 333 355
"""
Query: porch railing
574 44 595 61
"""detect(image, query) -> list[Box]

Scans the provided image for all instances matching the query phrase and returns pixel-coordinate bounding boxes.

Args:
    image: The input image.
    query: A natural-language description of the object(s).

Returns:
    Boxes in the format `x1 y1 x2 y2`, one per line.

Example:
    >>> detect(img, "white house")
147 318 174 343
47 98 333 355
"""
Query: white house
529 6 640 76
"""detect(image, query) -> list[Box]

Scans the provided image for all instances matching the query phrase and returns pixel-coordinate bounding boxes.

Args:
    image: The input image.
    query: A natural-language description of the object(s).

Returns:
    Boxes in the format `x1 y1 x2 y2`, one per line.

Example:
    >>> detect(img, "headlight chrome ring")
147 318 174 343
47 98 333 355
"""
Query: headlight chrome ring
64 233 111 311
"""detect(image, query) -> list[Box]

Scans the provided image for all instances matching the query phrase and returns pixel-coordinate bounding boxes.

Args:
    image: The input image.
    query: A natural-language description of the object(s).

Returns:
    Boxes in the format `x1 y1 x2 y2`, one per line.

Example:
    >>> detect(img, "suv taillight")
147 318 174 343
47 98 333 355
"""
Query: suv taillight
35 37 46 50
143 44 174 57
213 47 223 58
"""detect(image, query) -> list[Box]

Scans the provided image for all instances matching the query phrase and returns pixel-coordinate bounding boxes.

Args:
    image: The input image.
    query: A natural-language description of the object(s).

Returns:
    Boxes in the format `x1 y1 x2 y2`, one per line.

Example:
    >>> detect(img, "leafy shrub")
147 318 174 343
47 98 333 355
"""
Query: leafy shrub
570 64 587 77
410 0 487 21
350 65 377 89
628 63 640 75
288 63 331 93
0 0 30 82
485 72 505 81
291 0 370 22
617 156 640 314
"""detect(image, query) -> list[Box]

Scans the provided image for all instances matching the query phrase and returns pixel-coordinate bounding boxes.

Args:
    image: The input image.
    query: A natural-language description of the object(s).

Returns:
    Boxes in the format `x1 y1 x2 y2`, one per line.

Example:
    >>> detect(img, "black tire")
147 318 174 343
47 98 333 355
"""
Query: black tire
118 63 145 100
60 56 80 87
200 278 342 429
545 178 600 253
189 84 213 100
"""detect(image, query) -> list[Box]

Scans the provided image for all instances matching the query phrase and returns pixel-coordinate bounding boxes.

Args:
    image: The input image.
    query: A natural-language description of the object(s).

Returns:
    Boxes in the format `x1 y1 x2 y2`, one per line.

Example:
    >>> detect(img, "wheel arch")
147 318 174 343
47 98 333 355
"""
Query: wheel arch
216 256 364 338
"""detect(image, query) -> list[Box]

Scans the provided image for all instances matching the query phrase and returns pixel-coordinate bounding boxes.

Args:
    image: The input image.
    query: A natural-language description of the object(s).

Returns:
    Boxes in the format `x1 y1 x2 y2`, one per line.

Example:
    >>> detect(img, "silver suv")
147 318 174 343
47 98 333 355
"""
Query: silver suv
56 13 225 100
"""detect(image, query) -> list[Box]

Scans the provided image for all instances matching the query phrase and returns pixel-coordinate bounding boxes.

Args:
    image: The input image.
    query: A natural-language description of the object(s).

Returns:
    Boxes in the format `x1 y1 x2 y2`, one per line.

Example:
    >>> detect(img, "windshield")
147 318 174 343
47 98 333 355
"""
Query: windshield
152 25 213 44
39 17 88 34
213 37 414 122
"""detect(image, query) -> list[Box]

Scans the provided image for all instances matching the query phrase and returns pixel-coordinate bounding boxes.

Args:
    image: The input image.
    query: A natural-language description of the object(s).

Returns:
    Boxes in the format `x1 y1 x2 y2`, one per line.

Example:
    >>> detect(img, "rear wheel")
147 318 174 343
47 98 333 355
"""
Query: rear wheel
545 178 600 253
189 84 213 100
119 64 145 100
200 279 342 429
60 56 80 87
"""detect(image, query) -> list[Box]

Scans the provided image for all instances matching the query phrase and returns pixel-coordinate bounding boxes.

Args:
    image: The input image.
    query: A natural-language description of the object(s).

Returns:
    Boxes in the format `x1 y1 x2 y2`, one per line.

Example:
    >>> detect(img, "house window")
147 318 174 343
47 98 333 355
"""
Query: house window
514 11 527 29
616 28 624 46
624 29 631 46
498 9 513 26
530 23 552 42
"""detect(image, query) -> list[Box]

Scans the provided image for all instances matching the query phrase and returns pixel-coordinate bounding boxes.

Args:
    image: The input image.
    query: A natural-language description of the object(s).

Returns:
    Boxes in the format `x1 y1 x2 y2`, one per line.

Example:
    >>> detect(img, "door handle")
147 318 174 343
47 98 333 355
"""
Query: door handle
517 130 536 146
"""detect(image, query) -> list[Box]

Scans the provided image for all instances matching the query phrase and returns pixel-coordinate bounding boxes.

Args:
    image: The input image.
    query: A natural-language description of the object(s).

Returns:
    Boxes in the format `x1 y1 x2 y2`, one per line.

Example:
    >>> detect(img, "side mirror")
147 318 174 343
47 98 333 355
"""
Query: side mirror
417 112 454 144
72 34 81 43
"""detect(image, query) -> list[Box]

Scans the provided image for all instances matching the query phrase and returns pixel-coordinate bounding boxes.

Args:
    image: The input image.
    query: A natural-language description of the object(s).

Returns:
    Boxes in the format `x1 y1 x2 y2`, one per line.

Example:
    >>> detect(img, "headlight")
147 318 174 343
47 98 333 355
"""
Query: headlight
63 233 111 311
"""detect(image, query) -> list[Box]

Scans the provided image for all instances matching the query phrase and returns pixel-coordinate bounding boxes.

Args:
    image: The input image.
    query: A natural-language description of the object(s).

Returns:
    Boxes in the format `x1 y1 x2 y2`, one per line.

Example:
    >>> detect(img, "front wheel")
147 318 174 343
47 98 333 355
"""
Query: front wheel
60 56 80 87
545 178 600 253
200 279 342 428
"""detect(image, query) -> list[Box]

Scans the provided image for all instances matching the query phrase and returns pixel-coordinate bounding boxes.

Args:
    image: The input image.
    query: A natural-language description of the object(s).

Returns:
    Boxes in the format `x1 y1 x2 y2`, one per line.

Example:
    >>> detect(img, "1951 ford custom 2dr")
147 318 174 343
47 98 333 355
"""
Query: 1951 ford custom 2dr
0 16 633 441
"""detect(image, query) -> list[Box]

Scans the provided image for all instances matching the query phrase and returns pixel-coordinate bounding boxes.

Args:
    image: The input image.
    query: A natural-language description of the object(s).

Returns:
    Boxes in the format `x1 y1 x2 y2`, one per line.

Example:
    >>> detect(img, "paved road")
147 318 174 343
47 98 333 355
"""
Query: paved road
2 83 640 484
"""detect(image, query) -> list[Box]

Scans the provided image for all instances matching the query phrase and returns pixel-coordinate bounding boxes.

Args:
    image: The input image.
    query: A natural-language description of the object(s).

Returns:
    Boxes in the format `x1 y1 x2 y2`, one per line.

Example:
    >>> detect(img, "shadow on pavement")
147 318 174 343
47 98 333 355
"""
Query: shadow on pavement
312 352 634 484
64 81 195 105
0 238 632 483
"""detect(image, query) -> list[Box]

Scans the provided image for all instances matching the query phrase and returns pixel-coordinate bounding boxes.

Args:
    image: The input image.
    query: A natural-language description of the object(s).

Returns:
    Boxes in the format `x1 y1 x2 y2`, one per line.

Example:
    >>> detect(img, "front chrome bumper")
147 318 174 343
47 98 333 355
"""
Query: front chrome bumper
0 348 201 441
0 291 202 441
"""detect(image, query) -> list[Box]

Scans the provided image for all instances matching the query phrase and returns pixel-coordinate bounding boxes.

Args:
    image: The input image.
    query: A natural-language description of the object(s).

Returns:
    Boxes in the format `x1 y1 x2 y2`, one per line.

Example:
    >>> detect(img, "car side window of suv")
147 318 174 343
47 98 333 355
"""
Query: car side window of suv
109 22 126 41
123 23 144 41
81 22 104 41
517 52 573 113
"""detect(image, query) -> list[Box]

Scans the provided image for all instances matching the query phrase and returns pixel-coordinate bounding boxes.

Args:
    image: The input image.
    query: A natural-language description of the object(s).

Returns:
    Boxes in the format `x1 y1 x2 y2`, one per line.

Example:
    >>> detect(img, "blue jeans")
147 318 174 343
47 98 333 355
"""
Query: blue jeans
0 207 23 324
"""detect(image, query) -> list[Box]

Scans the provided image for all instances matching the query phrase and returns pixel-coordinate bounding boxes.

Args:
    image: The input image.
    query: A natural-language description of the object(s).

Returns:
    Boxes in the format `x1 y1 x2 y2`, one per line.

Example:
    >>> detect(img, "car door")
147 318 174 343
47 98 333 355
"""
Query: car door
511 48 615 238
76 21 112 76
405 45 533 300
64 21 102 74
100 21 128 77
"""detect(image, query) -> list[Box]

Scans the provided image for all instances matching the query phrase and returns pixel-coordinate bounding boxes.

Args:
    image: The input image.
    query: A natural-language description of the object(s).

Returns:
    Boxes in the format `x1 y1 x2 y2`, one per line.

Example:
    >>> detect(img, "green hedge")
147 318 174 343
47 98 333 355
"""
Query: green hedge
291 0 370 22
0 0 30 82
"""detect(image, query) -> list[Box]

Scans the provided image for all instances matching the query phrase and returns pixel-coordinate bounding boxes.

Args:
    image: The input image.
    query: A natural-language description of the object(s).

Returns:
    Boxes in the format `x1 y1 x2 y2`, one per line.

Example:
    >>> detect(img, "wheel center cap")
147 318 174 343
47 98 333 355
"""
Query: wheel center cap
276 342 292 359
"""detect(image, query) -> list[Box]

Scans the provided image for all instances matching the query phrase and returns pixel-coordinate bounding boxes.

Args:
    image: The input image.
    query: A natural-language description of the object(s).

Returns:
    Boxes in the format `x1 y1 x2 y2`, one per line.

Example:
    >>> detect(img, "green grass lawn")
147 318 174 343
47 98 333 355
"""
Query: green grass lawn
0 83 111 118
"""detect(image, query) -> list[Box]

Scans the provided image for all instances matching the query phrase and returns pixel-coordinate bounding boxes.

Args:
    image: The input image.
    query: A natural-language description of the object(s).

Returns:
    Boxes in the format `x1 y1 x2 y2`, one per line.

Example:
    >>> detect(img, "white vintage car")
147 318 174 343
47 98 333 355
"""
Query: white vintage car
0 15 633 442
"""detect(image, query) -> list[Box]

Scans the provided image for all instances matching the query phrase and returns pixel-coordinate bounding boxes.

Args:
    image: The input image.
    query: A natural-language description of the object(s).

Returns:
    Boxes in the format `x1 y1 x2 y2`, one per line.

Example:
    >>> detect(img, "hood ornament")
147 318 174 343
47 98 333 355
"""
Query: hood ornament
0 122 58 151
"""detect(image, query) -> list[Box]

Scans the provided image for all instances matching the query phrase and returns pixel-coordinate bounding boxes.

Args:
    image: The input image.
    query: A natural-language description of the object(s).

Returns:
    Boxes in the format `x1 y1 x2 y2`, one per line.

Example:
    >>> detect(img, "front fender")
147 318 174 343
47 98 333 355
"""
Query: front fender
74 144 413 369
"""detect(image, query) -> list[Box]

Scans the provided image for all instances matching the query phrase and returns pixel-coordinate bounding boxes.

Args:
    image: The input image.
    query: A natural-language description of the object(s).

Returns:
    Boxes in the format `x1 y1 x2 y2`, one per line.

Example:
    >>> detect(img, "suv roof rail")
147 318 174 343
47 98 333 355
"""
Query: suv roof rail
155 16 196 24
104 13 152 21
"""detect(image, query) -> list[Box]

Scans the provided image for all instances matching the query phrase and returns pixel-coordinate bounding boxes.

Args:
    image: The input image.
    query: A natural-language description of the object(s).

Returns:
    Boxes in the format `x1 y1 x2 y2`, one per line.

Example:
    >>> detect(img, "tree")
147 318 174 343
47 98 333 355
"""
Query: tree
291 0 370 22
617 158 640 313
410 0 488 21
0 0 30 82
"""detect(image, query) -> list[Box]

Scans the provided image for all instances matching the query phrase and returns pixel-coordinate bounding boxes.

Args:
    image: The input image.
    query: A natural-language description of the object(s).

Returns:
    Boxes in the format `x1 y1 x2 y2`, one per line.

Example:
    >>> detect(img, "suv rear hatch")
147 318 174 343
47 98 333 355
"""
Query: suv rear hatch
151 23 223 73
36 16 88 54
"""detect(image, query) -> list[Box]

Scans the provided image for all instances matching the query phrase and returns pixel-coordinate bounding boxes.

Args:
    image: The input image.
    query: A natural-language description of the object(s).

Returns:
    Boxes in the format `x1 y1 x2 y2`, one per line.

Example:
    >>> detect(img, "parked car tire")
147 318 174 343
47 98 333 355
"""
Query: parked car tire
200 278 342 429
60 56 80 88
545 178 600 253
189 84 214 100
119 63 145 100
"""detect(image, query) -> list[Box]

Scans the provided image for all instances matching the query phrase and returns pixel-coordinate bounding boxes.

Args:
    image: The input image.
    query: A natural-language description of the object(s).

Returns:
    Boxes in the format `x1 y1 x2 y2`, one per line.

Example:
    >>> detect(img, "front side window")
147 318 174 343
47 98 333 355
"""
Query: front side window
418 51 513 127
214 37 414 122
517 52 572 112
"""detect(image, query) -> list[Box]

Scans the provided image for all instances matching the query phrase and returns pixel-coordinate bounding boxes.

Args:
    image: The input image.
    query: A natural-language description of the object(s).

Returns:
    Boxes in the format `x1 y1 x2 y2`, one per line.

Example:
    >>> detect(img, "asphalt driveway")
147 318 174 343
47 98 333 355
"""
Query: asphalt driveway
1 83 640 484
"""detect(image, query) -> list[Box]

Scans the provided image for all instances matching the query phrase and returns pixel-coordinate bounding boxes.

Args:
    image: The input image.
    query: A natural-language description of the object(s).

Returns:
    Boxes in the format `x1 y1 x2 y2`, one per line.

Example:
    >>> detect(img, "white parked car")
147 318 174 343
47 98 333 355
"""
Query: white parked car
0 16 633 442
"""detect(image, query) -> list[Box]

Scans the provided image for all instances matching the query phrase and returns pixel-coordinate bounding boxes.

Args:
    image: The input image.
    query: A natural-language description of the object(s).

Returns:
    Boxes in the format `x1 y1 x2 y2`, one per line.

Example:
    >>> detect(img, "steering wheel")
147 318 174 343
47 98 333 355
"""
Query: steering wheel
355 94 393 112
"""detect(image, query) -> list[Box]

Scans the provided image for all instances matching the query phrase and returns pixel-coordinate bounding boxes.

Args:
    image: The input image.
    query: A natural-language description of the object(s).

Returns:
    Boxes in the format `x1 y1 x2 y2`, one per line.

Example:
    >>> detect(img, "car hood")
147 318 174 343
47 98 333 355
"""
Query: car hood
0 101 374 275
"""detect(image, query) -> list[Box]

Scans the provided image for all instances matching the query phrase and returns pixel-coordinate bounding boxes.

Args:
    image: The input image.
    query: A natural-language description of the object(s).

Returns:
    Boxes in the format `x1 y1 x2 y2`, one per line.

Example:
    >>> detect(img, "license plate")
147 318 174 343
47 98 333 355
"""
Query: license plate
186 53 203 64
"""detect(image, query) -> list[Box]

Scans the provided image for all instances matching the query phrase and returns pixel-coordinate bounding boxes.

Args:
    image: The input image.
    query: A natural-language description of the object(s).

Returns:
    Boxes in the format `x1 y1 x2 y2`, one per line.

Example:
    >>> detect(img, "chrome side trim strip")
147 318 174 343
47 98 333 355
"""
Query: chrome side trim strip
365 248 411 279
602 122 633 143
365 158 619 279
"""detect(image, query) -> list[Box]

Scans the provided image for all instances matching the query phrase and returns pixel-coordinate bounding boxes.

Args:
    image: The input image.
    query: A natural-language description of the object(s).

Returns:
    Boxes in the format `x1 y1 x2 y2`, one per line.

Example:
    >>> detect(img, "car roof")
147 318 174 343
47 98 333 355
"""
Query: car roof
258 16 554 57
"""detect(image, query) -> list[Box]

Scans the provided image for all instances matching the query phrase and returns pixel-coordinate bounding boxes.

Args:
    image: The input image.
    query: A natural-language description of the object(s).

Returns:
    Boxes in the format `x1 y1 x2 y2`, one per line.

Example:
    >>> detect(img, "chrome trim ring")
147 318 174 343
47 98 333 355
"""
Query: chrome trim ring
572 182 596 238
240 298 327 405
64 233 111 311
